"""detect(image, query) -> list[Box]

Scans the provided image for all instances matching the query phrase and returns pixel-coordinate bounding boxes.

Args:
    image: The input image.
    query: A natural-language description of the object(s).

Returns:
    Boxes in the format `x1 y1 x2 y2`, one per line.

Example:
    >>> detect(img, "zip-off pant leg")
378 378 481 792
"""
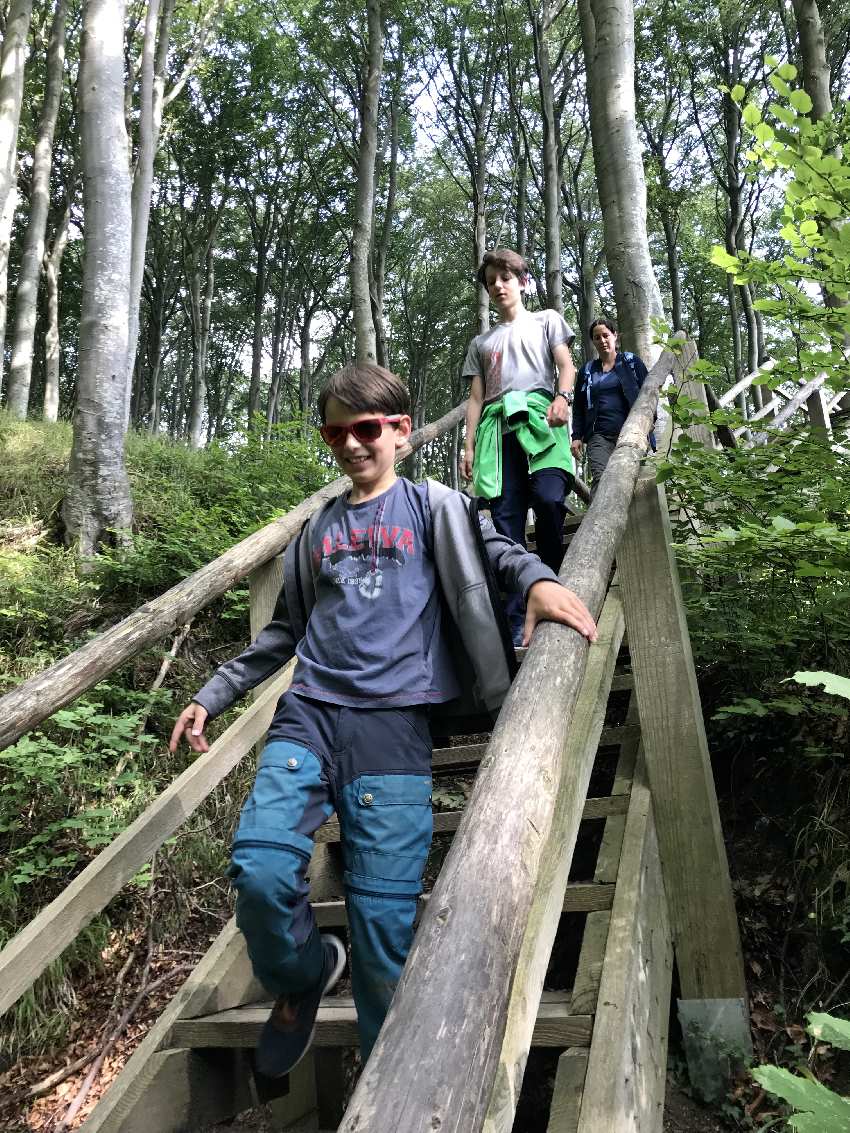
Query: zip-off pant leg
335 706 433 1061
229 739 333 998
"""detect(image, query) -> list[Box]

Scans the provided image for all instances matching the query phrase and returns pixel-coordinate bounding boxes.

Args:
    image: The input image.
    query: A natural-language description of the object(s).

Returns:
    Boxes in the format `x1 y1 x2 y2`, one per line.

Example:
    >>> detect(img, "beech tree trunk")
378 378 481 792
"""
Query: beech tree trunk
126 0 175 424
531 0 563 314
578 0 663 358
6 0 68 418
62 0 134 558
791 0 832 120
43 200 70 422
0 0 34 398
351 0 382 364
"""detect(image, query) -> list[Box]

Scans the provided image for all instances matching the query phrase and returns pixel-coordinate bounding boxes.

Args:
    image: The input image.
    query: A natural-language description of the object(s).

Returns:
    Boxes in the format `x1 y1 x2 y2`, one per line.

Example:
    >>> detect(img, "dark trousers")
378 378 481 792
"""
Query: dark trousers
487 430 573 636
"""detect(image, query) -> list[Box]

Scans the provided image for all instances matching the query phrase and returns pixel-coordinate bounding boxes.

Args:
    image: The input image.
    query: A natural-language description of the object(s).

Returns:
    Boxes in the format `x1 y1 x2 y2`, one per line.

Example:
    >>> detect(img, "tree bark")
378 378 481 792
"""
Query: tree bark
62 0 134 558
187 243 216 449
578 0 663 358
43 199 70 422
791 0 832 120
351 0 382 364
531 0 563 314
0 0 35 399
125 0 175 424
6 0 68 418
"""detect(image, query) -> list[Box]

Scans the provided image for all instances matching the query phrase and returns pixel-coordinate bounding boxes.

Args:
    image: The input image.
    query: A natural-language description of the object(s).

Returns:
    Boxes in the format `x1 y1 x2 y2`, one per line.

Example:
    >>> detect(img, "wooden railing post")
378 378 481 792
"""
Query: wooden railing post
616 467 751 1094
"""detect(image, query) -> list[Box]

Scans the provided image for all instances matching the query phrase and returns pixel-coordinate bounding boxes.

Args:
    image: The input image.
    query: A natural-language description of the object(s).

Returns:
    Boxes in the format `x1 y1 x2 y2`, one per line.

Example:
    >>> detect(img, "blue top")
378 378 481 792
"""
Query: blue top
590 370 629 438
571 351 653 447
290 479 460 708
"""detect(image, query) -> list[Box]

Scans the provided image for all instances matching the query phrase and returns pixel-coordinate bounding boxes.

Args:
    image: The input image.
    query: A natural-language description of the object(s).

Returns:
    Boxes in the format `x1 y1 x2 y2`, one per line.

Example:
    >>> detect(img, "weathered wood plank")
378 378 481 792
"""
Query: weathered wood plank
576 758 672 1133
79 916 313 1133
483 589 626 1132
0 664 293 1017
617 470 747 1002
568 912 611 1017
338 343 694 1133
316 794 629 844
81 1047 309 1133
311 882 617 930
594 696 641 886
0 405 466 754
431 724 638 771
171 992 593 1051
547 1049 589 1133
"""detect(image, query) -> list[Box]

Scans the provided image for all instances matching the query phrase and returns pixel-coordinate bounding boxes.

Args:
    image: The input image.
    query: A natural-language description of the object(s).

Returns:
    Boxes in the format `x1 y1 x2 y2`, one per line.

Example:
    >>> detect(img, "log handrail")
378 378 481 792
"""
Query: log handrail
0 404 465 753
716 358 776 407
0 664 294 1016
338 339 697 1132
751 372 828 444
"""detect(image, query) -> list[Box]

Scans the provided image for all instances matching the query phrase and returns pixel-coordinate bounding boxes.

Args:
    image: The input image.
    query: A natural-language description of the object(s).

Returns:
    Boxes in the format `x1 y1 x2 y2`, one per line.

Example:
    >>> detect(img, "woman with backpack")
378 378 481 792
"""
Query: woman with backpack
570 318 652 495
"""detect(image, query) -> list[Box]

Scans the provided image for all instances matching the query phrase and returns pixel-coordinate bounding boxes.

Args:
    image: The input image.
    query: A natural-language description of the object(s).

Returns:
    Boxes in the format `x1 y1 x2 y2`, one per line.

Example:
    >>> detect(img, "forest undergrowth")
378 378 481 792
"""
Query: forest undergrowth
1 412 849 1130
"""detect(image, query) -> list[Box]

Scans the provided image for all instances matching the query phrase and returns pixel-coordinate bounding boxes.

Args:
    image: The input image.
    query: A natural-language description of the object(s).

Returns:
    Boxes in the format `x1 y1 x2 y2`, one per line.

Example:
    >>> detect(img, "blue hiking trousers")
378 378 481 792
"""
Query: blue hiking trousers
228 691 433 1060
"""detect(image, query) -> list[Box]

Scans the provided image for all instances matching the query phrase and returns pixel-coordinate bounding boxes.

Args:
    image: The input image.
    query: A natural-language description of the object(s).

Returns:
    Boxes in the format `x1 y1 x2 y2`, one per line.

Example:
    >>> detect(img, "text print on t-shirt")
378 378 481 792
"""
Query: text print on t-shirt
312 514 416 601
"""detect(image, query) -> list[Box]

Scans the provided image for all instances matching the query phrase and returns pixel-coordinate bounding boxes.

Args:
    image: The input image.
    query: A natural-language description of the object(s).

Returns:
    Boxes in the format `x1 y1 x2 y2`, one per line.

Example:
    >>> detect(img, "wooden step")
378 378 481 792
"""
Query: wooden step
170 991 592 1051
431 723 639 771
314 792 629 845
310 881 616 929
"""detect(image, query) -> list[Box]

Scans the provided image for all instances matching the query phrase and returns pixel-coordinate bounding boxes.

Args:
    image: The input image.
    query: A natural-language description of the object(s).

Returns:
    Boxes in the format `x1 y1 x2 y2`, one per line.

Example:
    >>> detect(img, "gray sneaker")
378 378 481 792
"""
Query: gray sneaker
255 933 346 1078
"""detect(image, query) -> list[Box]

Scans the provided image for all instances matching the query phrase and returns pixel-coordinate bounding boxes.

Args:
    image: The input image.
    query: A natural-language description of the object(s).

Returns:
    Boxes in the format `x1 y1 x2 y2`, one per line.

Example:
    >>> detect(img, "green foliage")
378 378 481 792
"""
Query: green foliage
717 77 850 397
0 694 159 902
753 1013 850 1131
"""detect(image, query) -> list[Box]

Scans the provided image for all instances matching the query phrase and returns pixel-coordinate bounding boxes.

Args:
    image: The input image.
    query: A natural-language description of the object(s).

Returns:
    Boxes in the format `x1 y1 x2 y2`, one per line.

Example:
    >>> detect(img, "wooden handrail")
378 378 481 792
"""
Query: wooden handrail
751 372 827 444
339 340 696 1132
0 665 294 1017
0 404 466 753
716 358 776 407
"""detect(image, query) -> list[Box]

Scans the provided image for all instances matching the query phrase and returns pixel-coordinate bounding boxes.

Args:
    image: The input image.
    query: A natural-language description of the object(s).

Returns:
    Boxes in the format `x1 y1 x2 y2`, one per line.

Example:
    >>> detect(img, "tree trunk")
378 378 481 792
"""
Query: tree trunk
531 0 563 314
372 75 399 370
578 0 663 358
6 0 68 418
299 306 312 432
351 0 382 364
187 248 215 449
791 0 832 120
62 0 134 558
0 0 35 398
43 199 70 422
126 0 175 424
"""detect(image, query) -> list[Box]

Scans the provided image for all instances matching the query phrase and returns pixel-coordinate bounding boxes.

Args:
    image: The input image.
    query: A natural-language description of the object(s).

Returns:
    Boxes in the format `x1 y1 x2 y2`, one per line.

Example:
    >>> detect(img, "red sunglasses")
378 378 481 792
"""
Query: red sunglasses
319 415 402 447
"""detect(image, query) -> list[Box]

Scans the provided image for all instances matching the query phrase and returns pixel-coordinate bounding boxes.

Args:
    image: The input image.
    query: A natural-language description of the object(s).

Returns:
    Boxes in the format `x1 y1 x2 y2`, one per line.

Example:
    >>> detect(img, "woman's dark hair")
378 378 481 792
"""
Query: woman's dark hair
588 317 617 336
318 362 411 421
476 248 529 288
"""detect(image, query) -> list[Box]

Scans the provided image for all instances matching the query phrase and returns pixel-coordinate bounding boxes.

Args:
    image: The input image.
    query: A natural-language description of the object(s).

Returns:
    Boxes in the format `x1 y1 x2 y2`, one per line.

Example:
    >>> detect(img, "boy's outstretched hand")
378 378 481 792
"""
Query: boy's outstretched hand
169 702 210 754
523 580 597 647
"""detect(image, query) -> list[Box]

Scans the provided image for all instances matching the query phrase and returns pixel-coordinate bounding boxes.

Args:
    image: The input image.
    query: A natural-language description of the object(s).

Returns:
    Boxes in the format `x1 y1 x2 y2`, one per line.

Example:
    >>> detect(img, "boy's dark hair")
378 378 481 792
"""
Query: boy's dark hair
318 362 411 421
476 247 528 288
589 317 617 336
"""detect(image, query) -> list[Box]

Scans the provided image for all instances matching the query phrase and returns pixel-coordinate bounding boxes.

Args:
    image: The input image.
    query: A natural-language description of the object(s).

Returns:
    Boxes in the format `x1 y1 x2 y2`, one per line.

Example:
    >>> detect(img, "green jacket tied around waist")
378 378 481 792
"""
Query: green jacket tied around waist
472 389 573 499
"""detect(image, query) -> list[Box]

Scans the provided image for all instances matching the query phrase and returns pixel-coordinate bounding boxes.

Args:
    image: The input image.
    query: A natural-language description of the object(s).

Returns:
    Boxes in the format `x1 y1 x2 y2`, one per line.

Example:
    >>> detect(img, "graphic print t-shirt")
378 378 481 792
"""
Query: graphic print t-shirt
290 479 460 708
462 309 575 405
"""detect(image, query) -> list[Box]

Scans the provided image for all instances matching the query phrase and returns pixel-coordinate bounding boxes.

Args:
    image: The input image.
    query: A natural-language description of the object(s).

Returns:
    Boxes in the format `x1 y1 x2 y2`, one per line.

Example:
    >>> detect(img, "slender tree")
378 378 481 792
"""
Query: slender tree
62 0 134 557
6 0 69 418
0 0 35 397
351 0 383 363
578 0 663 358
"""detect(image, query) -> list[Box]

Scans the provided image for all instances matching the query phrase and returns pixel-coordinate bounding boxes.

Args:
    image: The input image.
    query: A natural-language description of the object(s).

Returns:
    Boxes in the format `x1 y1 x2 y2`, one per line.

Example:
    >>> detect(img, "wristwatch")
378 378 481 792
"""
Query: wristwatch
555 390 574 405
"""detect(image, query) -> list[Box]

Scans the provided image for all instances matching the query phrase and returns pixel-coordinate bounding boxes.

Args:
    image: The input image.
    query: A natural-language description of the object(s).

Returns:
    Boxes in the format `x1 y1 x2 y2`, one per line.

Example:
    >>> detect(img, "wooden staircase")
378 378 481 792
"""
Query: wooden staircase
78 516 675 1132
0 347 754 1132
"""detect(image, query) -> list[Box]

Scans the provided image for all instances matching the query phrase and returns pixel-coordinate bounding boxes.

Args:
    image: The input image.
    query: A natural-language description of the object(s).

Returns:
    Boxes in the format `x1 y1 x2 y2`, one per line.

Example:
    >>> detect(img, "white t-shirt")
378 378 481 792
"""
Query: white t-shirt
462 309 575 405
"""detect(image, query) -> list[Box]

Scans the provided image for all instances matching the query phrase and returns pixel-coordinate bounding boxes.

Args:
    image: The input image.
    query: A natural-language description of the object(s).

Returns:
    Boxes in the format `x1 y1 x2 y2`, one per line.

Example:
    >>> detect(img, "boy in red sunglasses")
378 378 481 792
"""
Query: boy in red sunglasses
170 362 596 1080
